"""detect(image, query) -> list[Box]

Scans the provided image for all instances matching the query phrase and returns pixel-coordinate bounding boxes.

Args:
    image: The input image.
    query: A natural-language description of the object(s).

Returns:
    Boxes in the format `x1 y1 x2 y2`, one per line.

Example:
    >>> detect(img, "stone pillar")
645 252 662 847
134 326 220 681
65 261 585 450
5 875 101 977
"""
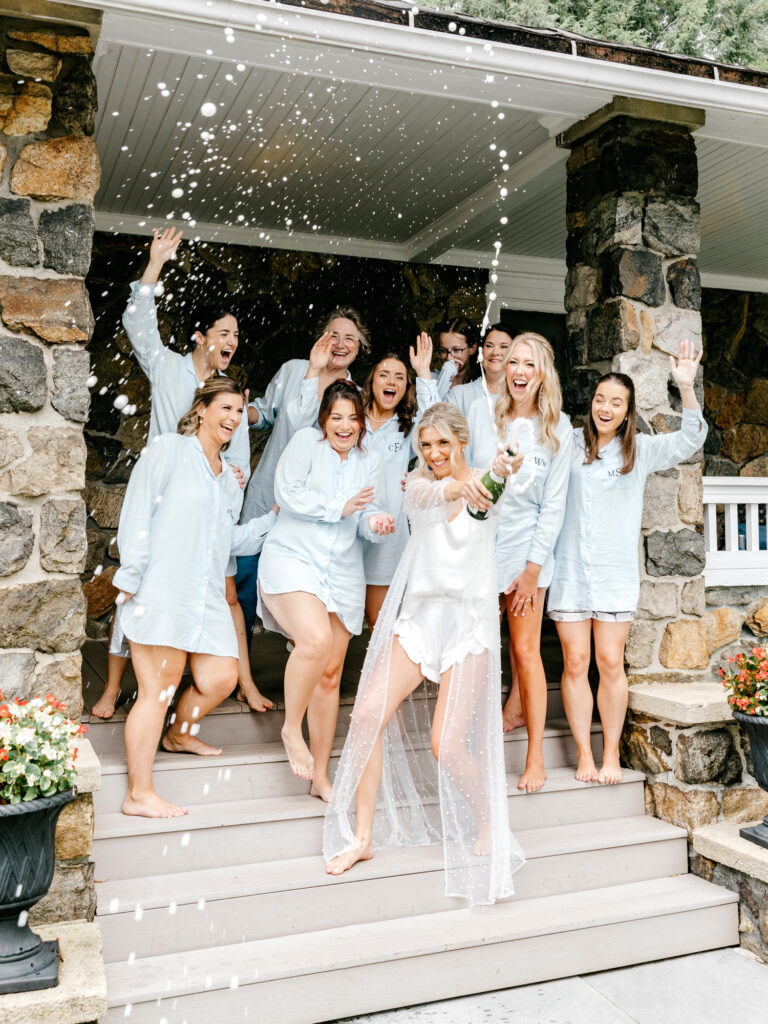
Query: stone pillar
558 97 720 680
0 5 100 926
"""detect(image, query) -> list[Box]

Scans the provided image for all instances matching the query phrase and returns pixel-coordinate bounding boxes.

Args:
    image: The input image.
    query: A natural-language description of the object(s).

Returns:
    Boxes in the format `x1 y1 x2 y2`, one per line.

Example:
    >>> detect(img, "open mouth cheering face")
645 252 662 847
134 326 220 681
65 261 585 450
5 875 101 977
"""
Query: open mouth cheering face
371 359 408 413
199 391 244 449
591 380 630 439
324 397 362 455
326 317 361 371
505 341 539 403
198 314 239 372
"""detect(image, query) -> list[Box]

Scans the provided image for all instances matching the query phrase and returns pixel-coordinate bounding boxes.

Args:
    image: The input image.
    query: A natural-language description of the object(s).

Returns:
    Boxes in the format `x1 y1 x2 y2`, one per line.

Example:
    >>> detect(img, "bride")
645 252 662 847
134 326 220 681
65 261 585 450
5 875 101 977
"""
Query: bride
323 403 526 905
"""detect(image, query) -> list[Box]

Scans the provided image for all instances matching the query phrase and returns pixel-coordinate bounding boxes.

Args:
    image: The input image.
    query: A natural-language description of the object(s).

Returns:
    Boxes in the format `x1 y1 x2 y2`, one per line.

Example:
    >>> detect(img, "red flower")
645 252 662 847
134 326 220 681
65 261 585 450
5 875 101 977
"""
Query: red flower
0 749 7 762
77 724 88 735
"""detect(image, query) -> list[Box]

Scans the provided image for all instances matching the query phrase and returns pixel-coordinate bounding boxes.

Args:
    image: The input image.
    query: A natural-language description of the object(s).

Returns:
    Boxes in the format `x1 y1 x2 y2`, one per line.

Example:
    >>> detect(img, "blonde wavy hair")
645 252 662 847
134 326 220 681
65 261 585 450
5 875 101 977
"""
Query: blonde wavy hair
413 402 470 475
495 332 562 453
177 376 244 451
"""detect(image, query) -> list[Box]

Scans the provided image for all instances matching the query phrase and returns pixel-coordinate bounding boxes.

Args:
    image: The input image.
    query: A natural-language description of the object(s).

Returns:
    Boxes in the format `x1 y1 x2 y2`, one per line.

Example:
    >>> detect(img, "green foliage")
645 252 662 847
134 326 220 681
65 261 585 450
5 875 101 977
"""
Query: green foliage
442 0 768 69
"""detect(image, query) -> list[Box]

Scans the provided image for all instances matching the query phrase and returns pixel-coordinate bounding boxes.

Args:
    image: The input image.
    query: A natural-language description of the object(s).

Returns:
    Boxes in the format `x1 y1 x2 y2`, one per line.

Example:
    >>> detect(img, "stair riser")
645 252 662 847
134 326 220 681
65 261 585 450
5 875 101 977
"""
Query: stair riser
93 731 603 813
104 903 738 1023
98 837 687 961
86 690 568 757
93 781 645 880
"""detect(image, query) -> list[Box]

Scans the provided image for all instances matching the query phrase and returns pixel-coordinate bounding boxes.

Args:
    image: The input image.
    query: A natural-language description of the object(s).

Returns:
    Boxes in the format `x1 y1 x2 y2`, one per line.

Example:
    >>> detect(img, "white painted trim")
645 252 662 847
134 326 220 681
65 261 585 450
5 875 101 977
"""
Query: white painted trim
700 272 768 294
404 139 567 263
93 211 406 262
62 0 768 130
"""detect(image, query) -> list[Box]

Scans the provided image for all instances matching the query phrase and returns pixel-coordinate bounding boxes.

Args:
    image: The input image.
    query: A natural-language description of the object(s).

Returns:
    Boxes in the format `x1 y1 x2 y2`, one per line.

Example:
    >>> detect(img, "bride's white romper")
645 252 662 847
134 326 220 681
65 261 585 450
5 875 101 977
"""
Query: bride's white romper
324 470 526 906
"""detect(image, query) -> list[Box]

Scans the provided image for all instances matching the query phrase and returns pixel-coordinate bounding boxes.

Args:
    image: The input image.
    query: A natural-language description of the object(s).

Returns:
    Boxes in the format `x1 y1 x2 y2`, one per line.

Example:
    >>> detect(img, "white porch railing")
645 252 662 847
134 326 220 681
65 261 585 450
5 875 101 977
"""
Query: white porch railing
703 476 768 587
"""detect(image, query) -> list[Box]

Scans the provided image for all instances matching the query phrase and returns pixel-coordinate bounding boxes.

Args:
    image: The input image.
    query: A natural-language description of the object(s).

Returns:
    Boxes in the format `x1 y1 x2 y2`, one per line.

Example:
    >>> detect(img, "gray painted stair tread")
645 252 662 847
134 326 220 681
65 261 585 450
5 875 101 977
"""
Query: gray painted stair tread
92 718 598 772
96 814 685 913
104 874 737 1005
93 766 646 839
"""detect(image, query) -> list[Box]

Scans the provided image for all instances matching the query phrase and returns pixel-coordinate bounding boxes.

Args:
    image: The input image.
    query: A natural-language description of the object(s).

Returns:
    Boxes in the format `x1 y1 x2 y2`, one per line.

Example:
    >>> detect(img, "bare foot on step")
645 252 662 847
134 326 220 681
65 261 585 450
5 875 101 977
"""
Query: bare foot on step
575 752 599 783
91 688 120 720
518 759 547 793
598 756 622 785
236 680 274 712
502 711 526 733
122 792 187 818
310 777 333 802
281 726 314 780
161 733 223 757
326 838 373 875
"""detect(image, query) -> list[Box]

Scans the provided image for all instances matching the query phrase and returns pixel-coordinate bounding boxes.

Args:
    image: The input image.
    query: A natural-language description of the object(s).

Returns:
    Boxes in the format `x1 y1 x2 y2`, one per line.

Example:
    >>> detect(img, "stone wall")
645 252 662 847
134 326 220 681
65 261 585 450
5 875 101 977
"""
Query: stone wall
701 288 768 478
560 100 714 680
0 7 99 927
83 231 488 635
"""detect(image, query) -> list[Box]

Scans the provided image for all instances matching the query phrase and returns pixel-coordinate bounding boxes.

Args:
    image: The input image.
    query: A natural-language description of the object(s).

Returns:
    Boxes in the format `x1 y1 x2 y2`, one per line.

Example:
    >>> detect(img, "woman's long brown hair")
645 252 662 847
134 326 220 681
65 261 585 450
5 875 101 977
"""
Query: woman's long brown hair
361 353 417 436
583 372 637 474
318 379 367 450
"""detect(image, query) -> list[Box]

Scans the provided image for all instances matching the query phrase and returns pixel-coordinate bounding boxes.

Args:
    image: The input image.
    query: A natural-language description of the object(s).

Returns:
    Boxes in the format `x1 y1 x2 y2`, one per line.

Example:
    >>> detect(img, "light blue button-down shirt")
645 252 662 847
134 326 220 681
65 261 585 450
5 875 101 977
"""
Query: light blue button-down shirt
257 427 386 636
113 434 275 658
549 408 708 613
467 401 573 592
447 377 486 419
122 281 251 481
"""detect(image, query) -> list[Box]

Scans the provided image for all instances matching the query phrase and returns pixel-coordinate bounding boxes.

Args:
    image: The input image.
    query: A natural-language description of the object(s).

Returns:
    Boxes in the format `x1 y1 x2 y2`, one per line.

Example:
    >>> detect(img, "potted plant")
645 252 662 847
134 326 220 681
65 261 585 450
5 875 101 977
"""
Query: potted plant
0 691 86 994
721 645 768 851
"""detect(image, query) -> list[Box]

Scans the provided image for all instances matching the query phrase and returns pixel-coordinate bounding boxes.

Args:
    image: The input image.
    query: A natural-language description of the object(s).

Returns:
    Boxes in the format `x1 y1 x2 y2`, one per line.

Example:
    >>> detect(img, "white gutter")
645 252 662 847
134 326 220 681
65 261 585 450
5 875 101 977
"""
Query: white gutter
59 0 768 120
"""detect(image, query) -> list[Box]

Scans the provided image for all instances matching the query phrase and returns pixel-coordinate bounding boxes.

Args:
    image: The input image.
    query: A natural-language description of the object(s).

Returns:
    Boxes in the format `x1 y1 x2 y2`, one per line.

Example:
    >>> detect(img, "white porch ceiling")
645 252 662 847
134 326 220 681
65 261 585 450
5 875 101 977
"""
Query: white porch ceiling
89 0 768 286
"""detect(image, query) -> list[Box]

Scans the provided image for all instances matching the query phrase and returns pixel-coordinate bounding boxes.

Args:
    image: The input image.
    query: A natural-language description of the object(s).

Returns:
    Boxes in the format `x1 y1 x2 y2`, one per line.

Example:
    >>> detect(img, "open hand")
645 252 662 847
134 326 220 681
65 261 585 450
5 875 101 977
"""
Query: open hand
669 338 702 391
308 332 334 376
369 513 396 535
505 567 540 617
148 226 183 266
409 332 433 379
232 465 246 489
342 486 375 517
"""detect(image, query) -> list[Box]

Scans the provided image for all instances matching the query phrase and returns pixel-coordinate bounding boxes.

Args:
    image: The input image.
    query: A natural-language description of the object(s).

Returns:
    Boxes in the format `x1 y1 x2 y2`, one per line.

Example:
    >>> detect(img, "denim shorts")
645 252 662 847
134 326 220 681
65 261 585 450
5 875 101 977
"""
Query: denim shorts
547 609 635 623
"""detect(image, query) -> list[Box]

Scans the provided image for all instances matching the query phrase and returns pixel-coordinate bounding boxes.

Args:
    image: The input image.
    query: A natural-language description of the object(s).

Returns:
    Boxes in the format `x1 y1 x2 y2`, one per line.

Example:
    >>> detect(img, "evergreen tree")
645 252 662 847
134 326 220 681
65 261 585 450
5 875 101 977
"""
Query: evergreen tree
444 0 768 69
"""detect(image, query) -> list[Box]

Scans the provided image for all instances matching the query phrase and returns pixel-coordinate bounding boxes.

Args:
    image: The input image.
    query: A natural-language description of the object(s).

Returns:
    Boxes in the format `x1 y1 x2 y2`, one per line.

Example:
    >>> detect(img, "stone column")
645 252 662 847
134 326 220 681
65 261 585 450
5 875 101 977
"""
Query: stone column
0 7 100 925
558 97 723 679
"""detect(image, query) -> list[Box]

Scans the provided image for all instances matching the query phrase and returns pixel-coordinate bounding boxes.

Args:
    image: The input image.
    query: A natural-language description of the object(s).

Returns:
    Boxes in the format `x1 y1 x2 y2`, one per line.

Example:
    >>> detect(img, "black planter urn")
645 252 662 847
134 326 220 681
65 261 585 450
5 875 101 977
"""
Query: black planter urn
733 711 768 851
0 788 75 994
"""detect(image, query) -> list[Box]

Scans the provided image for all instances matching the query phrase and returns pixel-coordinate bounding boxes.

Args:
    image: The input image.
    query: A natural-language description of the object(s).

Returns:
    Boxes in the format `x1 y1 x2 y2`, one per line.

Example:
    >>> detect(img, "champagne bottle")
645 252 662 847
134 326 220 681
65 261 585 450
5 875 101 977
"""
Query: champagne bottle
467 447 515 520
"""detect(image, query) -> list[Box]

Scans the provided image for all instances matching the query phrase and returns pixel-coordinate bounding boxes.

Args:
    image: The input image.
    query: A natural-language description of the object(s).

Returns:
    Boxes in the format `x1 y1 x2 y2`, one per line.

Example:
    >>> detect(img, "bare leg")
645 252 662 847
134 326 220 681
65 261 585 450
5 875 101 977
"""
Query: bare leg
365 584 389 630
162 652 238 757
507 589 548 793
593 620 632 785
556 619 598 783
226 576 273 712
326 638 424 875
308 614 351 802
431 654 492 855
261 590 333 780
122 643 187 818
499 595 524 731
92 612 129 719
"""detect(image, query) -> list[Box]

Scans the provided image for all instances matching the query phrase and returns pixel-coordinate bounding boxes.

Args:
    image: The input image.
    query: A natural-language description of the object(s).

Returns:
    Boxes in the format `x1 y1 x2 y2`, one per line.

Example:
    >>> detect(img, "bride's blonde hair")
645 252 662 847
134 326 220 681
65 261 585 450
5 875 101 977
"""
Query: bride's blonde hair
495 332 562 453
413 402 469 475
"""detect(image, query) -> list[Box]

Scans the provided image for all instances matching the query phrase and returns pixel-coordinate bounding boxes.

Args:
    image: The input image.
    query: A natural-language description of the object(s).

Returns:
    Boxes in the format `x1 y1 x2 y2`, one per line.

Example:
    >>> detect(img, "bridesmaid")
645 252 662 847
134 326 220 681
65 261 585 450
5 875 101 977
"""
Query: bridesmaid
361 333 439 628
433 316 479 398
257 381 394 797
549 341 706 785
466 332 572 793
448 322 514 419
113 377 276 818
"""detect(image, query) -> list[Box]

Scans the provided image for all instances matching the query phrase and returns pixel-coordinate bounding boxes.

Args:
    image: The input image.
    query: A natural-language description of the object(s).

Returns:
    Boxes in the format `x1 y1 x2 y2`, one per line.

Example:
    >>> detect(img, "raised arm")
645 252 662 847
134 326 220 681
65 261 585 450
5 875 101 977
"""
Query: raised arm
122 228 184 380
247 361 297 431
113 437 175 595
640 340 707 474
281 335 336 430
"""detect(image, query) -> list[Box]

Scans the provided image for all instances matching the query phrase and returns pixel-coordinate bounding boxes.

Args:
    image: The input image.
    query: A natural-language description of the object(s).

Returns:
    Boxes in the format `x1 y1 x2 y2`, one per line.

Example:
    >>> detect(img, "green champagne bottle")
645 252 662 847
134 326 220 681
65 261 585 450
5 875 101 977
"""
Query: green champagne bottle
467 448 515 521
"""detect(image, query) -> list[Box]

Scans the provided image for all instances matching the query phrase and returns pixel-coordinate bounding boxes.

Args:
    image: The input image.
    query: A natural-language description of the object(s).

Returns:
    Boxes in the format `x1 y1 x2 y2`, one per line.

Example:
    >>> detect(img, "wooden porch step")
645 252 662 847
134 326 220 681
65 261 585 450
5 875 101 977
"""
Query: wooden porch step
93 766 644 881
103 874 738 1024
96 814 688 960
92 718 601 812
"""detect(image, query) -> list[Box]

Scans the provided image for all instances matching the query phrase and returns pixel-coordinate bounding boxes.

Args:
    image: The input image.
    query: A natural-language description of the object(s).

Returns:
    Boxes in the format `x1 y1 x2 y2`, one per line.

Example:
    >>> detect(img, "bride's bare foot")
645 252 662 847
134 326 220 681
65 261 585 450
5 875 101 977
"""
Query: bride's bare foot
598 754 622 785
310 777 333 802
236 679 274 713
575 751 599 783
91 688 120 720
326 838 373 875
281 725 314 780
122 791 187 818
161 732 223 757
473 827 492 857
518 758 547 793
